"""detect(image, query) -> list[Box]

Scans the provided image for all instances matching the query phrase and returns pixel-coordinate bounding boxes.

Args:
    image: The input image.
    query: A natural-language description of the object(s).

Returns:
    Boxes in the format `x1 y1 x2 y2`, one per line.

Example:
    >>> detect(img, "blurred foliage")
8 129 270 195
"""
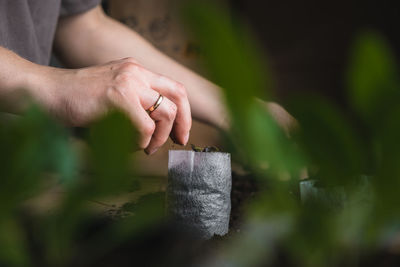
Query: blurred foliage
183 1 400 267
183 1 304 181
0 108 164 267
1 1 400 267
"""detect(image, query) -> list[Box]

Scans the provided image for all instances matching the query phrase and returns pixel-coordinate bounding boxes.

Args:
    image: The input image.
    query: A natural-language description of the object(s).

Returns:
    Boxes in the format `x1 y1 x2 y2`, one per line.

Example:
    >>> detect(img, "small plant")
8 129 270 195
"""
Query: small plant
190 144 220 152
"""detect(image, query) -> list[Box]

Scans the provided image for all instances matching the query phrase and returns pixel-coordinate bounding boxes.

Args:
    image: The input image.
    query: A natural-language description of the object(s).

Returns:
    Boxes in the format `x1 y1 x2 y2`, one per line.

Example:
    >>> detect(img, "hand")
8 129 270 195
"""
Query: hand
44 57 192 154
262 101 298 136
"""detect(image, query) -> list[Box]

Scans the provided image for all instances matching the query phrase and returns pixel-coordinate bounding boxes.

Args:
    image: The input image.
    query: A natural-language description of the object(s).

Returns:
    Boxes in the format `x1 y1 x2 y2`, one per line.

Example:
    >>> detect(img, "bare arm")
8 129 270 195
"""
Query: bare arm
0 45 190 154
54 6 228 129
0 47 57 113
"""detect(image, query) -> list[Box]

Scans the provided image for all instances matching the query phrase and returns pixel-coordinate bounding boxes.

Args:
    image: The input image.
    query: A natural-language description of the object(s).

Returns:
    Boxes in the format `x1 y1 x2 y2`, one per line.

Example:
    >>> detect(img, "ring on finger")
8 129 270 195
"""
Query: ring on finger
146 94 164 115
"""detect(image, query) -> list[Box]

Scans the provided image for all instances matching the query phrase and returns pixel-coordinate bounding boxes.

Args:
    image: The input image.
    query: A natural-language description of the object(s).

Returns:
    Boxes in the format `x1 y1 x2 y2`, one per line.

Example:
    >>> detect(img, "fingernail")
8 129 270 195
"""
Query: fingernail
145 147 158 155
183 132 190 145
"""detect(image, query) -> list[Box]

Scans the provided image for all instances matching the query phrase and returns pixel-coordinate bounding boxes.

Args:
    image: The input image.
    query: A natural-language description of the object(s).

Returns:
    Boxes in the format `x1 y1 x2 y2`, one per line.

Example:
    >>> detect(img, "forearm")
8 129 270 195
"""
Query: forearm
54 7 228 129
0 47 56 113
0 46 104 127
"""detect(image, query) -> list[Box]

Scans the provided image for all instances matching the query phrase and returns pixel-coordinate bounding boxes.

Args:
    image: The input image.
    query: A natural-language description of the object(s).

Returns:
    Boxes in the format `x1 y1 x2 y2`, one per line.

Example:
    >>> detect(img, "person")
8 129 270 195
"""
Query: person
0 0 293 155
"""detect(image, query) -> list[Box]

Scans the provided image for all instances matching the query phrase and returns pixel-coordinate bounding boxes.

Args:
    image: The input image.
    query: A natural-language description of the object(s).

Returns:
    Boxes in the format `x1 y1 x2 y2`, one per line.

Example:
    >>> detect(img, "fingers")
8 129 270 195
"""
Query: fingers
128 103 155 150
106 86 155 150
107 78 178 154
143 69 192 145
106 58 191 154
145 97 177 154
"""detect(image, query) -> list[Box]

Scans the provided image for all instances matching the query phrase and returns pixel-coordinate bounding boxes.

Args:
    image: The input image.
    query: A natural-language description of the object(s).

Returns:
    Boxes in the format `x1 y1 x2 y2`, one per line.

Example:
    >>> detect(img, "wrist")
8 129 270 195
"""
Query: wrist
31 65 110 126
23 64 60 112
0 49 56 113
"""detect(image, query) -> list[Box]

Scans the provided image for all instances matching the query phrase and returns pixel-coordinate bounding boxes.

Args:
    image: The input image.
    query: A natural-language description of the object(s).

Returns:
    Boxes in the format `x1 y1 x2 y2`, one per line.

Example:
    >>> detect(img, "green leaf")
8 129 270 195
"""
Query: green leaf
348 31 400 119
182 1 271 118
0 105 76 212
183 1 303 180
85 110 137 197
289 95 366 185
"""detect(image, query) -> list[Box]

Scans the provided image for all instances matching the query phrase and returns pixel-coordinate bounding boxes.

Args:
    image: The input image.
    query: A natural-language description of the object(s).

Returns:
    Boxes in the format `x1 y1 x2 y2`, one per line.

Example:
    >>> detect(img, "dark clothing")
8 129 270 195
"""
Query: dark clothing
0 0 100 65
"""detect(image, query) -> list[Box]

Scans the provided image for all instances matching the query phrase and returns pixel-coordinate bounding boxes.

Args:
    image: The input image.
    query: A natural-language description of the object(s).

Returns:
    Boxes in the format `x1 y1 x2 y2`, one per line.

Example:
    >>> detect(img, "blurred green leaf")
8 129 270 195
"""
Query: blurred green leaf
0 218 30 267
0 106 76 213
41 111 139 265
289 95 366 185
183 1 271 117
371 104 400 229
348 31 400 120
1 2 400 266
183 1 303 180
86 111 136 196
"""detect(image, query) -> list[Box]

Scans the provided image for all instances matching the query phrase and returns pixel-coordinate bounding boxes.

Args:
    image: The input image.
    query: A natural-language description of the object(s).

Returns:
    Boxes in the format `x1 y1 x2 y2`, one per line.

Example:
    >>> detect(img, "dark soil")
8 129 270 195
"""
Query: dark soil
58 172 259 267
229 172 258 232
16 170 260 267
106 171 259 234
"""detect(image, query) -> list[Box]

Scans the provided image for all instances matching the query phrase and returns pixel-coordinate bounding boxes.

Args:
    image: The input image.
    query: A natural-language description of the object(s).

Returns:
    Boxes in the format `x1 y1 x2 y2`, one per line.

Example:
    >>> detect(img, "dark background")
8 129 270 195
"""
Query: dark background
97 0 400 107
229 0 400 108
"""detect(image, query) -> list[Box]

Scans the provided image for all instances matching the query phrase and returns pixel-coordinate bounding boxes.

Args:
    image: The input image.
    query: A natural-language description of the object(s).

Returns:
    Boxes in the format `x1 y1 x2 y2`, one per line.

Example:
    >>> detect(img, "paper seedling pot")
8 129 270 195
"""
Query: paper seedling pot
167 150 232 239
300 176 373 210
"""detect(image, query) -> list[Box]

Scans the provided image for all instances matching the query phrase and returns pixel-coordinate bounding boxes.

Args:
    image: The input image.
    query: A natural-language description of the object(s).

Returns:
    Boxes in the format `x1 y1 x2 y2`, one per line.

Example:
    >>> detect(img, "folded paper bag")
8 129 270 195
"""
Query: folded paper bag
167 150 232 239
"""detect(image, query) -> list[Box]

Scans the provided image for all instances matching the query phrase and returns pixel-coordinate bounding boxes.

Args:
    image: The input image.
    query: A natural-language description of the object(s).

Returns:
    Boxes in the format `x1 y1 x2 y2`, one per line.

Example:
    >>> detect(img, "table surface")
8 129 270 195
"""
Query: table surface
23 176 168 216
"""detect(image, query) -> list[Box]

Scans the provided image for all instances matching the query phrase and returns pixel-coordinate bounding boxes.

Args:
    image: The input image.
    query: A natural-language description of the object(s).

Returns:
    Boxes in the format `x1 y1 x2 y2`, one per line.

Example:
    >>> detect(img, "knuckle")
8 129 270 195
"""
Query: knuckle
120 62 141 73
122 57 138 64
142 121 156 136
159 76 187 100
115 72 132 84
165 102 177 120
174 82 187 99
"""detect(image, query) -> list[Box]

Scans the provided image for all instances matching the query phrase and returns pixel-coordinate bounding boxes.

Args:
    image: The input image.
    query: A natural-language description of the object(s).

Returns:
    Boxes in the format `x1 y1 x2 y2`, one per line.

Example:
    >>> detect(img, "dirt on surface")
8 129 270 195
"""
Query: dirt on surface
24 172 400 267
61 172 260 267
104 171 259 233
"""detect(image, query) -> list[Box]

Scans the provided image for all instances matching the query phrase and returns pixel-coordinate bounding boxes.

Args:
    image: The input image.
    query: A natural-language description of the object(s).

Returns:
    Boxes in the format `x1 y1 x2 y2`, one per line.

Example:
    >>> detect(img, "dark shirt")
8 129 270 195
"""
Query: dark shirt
0 0 101 65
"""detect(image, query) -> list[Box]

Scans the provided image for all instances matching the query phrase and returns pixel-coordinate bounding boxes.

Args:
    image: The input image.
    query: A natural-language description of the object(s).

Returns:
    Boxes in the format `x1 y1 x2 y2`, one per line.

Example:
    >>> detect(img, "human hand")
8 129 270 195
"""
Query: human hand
263 101 298 136
44 57 192 154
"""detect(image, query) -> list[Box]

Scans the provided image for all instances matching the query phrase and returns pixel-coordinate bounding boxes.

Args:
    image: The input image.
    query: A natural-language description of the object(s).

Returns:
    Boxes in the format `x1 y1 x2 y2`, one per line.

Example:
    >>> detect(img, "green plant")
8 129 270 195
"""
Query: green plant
0 108 165 266
183 1 400 266
190 144 220 152
1 1 400 266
